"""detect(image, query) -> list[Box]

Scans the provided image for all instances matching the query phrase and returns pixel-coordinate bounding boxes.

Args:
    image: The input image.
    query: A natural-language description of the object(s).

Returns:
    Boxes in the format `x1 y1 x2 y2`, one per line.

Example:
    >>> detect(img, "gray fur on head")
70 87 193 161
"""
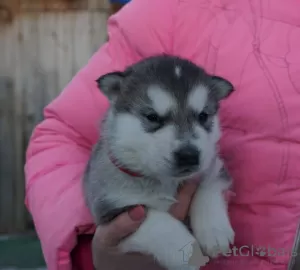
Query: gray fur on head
97 56 233 103
94 55 233 179
84 55 235 269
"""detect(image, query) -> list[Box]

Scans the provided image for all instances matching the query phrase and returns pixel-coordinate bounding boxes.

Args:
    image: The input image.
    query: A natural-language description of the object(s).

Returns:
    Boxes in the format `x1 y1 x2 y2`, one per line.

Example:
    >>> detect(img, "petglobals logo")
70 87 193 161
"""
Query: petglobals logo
178 242 297 268
222 245 298 258
179 241 210 267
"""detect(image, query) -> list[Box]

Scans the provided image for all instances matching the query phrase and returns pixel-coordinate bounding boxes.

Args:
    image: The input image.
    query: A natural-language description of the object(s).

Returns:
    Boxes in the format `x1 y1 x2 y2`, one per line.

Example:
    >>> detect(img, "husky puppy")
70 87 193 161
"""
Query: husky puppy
83 55 235 270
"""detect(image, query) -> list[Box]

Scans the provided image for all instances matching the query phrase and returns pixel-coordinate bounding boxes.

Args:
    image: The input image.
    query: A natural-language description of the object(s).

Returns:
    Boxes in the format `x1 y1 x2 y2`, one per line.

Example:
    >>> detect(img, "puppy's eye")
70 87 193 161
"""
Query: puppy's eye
198 112 209 124
145 113 161 123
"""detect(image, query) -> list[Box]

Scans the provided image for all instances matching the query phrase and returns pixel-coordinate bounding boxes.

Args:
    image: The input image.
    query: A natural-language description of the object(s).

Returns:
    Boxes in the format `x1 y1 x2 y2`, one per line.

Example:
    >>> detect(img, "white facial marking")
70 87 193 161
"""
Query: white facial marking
147 86 175 116
175 66 181 77
113 112 176 175
188 85 208 112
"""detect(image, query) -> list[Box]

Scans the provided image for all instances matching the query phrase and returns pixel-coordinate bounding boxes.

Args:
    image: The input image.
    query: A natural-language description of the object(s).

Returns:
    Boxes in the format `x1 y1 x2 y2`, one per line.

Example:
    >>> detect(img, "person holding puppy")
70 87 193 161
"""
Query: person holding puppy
25 0 300 270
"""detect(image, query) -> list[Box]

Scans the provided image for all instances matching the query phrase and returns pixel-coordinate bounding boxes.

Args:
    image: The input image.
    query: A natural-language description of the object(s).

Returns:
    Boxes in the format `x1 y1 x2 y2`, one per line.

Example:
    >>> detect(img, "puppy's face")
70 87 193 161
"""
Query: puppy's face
97 56 233 179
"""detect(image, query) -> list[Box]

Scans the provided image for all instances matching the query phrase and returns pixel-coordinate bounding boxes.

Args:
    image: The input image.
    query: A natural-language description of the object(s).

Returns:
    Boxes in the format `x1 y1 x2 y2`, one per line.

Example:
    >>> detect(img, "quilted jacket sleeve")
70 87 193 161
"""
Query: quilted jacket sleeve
24 1 175 269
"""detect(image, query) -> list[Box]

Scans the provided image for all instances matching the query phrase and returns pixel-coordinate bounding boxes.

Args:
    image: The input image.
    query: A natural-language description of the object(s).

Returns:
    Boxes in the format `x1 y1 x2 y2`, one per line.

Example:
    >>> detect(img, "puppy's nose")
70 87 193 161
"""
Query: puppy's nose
174 146 199 167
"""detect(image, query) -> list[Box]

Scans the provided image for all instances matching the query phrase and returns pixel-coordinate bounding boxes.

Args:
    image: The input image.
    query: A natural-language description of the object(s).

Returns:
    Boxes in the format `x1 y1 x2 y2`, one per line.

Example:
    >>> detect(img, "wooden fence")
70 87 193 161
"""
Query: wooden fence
0 0 109 233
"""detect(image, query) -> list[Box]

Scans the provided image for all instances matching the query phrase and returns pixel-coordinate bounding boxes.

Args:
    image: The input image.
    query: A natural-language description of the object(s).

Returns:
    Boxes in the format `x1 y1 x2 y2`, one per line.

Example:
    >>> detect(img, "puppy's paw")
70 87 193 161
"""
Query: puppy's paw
193 217 234 258
171 266 198 270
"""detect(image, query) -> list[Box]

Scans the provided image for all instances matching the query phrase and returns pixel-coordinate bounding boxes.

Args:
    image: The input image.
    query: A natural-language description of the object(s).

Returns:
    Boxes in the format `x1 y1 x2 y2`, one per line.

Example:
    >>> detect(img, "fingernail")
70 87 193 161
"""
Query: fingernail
228 191 236 197
128 205 145 221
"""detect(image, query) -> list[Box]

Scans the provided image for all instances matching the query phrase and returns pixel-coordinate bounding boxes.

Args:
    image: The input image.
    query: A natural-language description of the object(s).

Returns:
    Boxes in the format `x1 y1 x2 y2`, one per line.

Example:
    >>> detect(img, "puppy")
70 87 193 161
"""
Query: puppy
83 55 235 270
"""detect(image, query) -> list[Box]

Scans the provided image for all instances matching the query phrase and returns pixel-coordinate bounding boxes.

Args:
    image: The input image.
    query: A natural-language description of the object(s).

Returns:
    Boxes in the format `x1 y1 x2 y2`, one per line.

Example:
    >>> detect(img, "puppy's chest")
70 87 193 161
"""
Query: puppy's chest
123 178 180 212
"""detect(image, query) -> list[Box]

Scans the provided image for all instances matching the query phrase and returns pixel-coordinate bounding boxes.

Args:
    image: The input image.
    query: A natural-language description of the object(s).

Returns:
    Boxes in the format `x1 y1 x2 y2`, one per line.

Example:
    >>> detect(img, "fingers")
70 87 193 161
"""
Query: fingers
224 190 236 201
169 182 198 221
170 183 235 222
93 205 146 248
93 181 197 249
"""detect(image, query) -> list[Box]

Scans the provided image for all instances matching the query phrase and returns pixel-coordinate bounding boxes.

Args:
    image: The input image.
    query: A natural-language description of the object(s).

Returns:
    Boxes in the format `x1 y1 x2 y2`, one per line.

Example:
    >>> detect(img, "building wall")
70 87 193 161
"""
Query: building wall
0 0 109 233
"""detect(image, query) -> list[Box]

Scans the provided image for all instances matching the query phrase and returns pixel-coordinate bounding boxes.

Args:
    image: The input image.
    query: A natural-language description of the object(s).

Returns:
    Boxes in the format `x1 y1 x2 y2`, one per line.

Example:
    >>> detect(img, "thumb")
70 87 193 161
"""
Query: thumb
94 205 146 248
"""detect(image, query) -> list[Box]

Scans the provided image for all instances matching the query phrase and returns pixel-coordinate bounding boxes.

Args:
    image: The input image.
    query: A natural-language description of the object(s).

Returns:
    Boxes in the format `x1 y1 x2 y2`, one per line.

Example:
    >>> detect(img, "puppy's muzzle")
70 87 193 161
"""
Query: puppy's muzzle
174 145 200 168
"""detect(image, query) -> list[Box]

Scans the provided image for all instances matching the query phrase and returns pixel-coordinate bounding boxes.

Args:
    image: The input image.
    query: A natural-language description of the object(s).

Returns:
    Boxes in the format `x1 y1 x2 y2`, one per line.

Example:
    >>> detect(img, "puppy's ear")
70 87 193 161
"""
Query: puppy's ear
211 76 234 101
96 71 125 100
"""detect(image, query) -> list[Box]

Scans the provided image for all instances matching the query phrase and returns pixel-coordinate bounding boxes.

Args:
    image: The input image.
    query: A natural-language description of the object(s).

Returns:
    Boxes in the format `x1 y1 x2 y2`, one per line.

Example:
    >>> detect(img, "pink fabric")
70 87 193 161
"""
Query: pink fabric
24 0 300 269
71 235 94 270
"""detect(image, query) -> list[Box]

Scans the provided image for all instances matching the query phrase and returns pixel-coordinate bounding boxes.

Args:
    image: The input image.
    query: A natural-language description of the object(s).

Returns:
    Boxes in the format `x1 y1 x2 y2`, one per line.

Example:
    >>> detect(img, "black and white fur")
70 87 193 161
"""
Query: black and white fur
83 55 235 270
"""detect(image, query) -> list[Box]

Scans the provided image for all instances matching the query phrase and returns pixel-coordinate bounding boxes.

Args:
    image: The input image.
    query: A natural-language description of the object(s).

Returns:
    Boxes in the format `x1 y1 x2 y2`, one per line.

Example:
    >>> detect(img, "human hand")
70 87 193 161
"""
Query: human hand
92 182 198 270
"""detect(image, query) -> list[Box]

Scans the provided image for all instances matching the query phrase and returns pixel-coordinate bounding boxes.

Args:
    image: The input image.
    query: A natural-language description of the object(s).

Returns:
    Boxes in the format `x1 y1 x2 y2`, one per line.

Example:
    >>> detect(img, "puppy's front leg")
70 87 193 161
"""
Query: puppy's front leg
118 209 200 270
189 162 234 258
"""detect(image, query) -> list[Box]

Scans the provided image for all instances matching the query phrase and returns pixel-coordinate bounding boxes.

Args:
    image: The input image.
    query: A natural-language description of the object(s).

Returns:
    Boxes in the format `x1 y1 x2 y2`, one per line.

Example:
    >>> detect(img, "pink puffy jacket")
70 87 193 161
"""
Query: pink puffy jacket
25 0 300 269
